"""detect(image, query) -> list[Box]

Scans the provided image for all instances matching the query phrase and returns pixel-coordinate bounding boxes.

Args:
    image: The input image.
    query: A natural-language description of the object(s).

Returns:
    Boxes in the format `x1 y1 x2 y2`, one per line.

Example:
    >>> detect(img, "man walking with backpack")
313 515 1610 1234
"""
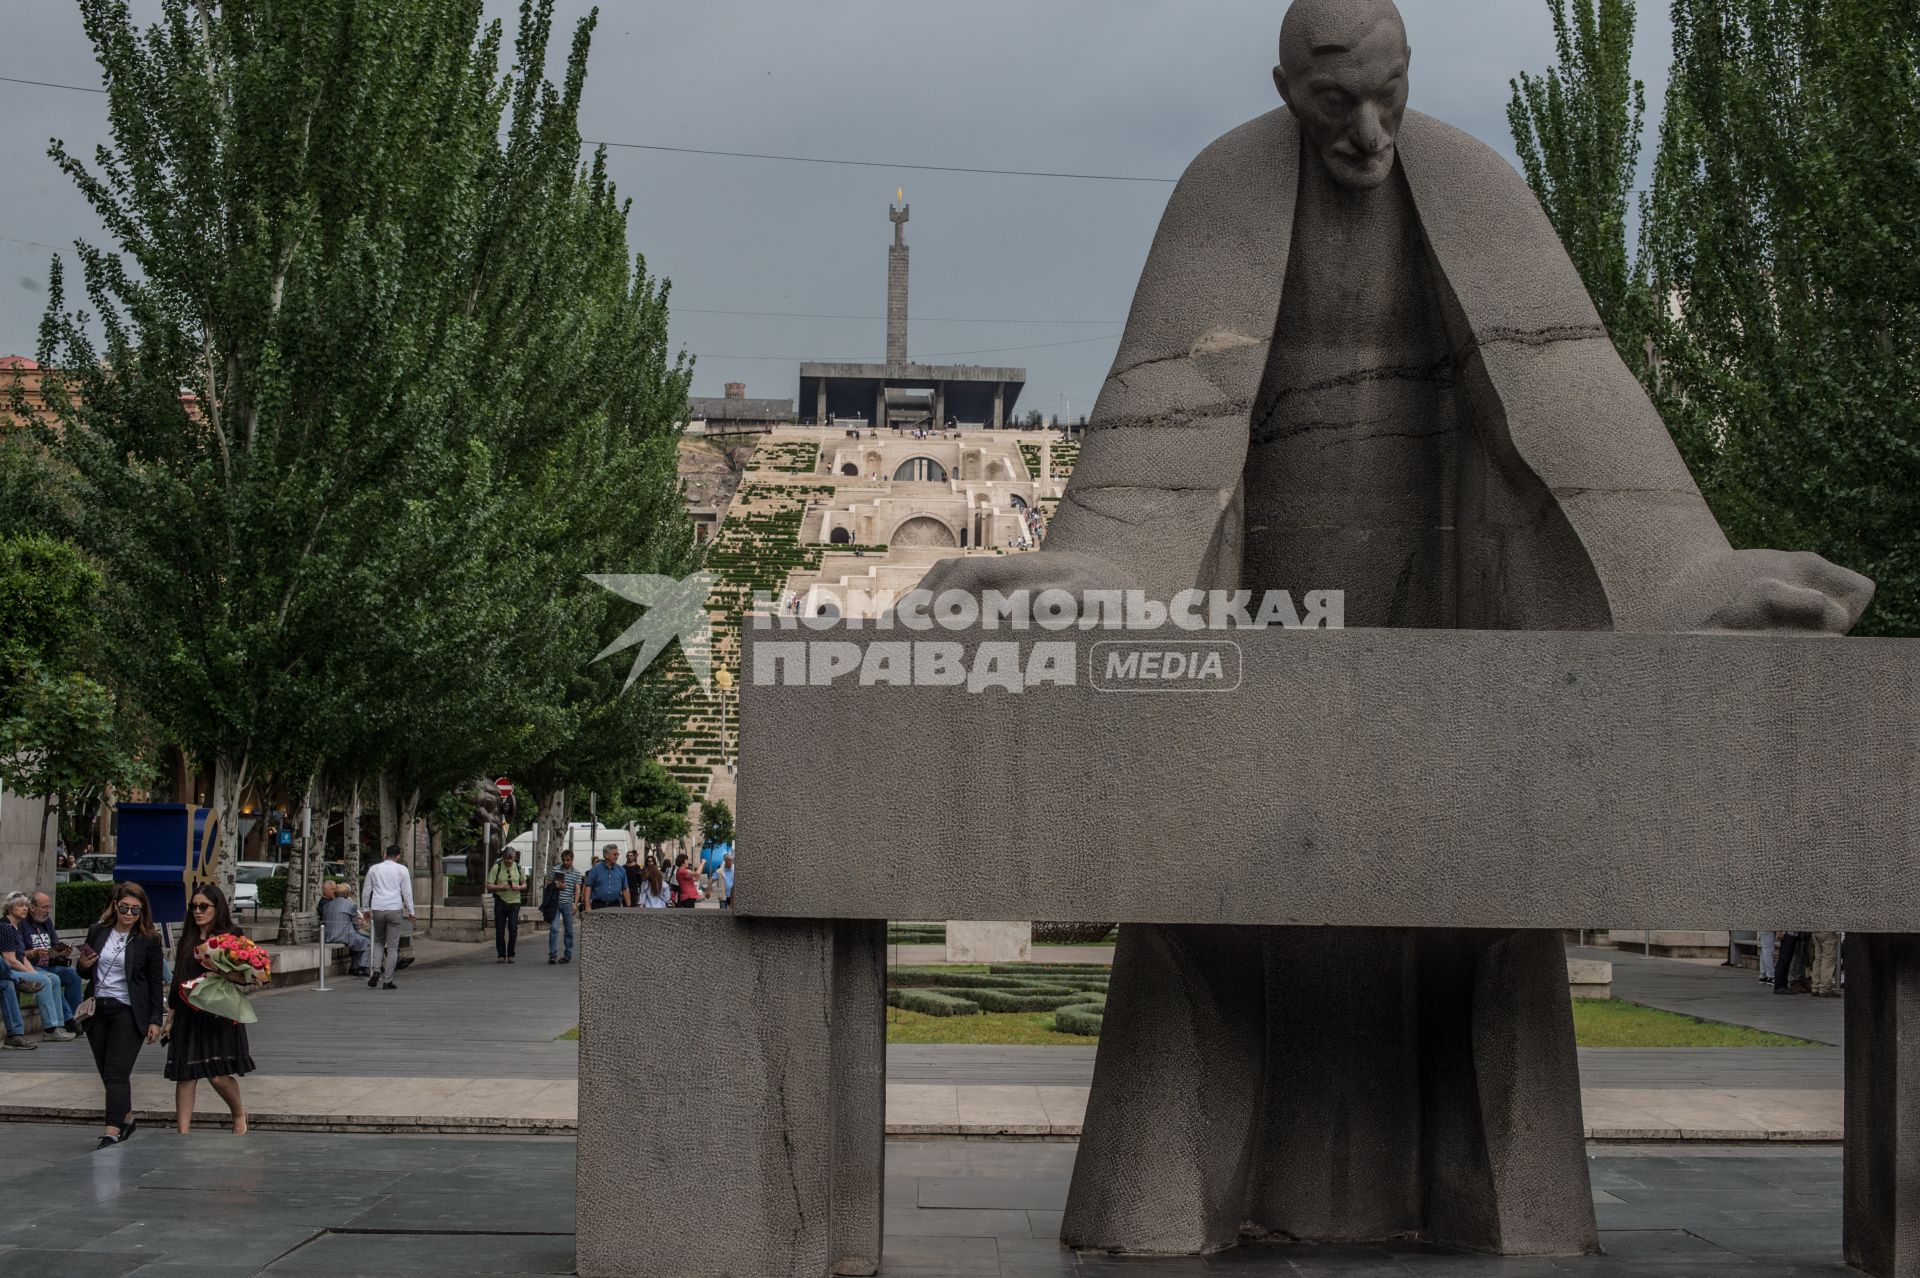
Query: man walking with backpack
488 850 527 964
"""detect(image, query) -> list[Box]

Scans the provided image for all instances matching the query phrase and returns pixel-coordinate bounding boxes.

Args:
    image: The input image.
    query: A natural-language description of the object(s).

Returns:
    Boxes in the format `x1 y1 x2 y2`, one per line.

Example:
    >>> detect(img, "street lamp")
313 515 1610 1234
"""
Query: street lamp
714 667 735 776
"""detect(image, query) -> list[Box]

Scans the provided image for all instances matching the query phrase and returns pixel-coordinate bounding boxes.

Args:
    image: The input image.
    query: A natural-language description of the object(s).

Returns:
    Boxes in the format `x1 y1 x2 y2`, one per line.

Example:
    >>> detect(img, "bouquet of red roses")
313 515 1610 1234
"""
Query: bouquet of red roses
182 933 273 1025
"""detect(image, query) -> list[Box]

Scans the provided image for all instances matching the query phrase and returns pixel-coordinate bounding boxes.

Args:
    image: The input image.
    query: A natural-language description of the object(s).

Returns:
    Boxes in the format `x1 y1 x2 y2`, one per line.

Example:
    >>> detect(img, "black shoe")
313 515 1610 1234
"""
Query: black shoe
119 1117 137 1142
548 955 557 965
1774 986 1795 995
382 981 397 990
560 956 571 964
95 1136 117 1151
367 975 380 988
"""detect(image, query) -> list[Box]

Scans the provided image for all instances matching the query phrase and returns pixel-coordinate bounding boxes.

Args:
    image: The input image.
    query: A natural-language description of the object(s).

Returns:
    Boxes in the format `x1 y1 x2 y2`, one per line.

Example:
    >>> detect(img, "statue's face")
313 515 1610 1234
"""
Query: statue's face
1274 16 1411 191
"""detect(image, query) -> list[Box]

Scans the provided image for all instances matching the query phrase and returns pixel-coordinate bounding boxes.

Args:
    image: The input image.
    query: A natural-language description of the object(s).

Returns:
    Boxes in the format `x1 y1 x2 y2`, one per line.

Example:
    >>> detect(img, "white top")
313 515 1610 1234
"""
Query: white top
96 929 130 1003
361 860 415 913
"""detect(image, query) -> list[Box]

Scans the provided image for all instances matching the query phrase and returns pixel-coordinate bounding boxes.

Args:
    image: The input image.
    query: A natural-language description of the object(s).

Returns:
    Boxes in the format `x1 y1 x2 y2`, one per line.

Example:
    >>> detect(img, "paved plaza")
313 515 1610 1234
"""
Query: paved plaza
0 1122 1863 1276
0 940 1846 1140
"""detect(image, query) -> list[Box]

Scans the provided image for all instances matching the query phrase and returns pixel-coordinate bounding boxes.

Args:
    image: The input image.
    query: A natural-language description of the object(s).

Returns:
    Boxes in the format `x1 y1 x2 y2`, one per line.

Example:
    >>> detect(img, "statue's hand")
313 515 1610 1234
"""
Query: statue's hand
913 550 1139 602
1655 549 1875 635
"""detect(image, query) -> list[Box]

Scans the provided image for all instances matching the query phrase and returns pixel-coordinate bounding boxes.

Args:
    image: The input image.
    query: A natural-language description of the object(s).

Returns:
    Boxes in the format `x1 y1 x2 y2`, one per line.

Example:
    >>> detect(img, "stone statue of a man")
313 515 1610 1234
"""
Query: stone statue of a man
920 0 1872 1259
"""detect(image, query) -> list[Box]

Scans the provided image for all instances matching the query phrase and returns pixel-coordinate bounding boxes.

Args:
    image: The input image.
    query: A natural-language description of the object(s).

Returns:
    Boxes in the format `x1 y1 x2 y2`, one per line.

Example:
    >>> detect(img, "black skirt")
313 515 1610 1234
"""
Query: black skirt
164 1000 255 1081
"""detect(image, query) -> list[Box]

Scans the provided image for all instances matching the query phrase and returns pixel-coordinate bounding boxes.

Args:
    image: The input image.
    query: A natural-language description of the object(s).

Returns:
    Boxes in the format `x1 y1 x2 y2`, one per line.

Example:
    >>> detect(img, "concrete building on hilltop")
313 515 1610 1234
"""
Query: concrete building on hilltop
686 382 792 436
798 201 1026 430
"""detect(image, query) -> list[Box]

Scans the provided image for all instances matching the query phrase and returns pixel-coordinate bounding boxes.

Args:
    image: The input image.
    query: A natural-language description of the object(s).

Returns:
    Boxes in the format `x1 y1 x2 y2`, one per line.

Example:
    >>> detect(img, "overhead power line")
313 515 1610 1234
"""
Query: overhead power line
695 332 1123 362
679 307 1126 325
0 73 1177 185
588 139 1174 184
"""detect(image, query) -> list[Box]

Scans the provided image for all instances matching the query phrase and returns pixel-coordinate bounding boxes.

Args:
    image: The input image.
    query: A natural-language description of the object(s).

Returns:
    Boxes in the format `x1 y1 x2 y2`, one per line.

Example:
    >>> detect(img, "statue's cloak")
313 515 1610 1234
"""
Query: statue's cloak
1045 108 1731 631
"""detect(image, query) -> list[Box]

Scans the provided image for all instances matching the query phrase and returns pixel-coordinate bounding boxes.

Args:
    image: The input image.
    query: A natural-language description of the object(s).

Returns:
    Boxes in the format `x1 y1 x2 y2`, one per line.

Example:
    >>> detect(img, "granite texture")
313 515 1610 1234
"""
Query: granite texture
737 624 1920 930
575 911 885 1278
945 921 1032 963
1846 933 1920 1278
1059 926 1595 1256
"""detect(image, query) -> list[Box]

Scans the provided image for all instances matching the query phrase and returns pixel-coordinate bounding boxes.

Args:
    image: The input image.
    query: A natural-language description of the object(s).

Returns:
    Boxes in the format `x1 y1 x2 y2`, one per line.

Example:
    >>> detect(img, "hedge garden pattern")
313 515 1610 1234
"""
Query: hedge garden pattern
887 963 1109 1036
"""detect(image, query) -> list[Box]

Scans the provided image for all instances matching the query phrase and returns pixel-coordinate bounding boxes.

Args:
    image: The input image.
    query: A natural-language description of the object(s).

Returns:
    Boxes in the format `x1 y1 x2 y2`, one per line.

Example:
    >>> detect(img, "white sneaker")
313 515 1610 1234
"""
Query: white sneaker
46 1028 76 1041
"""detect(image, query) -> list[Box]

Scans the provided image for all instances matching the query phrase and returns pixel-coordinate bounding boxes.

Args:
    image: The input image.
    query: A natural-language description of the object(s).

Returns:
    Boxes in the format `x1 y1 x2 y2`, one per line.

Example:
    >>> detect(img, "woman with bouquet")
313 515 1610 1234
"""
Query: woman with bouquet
165 884 258 1134
76 882 167 1149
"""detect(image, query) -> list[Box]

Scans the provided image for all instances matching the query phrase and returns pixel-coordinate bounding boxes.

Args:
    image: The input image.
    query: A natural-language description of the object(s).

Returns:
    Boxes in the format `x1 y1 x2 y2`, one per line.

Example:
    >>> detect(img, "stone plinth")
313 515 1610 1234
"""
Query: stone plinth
737 625 1920 930
1566 957 1613 999
1845 934 1920 1278
945 921 1032 963
576 912 885 1278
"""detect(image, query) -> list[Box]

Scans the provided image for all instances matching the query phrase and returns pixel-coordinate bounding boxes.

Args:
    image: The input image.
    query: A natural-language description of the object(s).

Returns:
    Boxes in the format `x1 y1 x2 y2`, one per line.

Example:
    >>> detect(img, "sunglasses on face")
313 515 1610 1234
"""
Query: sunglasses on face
115 903 142 915
192 902 214 912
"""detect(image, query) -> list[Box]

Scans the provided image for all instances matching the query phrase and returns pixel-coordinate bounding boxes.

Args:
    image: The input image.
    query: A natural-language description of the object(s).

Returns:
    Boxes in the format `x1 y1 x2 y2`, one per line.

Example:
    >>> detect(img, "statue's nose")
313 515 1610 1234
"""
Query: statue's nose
1351 104 1390 154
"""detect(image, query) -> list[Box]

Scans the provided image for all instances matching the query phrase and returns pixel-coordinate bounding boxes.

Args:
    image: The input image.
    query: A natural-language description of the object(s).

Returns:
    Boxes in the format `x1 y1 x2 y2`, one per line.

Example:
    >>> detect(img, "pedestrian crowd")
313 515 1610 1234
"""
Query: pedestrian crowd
1752 929 1845 997
487 842 735 964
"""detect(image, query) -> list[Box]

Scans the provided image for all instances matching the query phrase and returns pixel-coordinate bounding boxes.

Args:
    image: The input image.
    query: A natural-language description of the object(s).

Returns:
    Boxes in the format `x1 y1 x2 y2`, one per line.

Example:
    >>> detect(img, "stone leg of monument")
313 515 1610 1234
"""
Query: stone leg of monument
1845 933 1920 1278
1060 923 1270 1253
575 912 885 1278
1065 924 1595 1257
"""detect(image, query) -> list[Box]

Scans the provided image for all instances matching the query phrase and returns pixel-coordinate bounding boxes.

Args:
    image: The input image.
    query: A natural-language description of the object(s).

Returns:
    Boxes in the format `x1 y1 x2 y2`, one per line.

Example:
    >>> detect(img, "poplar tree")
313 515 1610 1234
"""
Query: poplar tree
36 0 696 885
1508 0 1650 362
1640 0 1919 636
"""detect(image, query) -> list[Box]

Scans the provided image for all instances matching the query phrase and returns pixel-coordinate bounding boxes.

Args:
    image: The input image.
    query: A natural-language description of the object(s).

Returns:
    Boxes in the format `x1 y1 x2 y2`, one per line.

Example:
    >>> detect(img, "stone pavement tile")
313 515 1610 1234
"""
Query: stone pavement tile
1036 1084 1088 1135
956 1085 1052 1136
259 1230 574 1275
1026 1208 1064 1239
891 1083 962 1134
0 1248 152 1277
1590 1229 1747 1264
917 1175 1071 1210
886 1205 1038 1239
345 1188 575 1234
126 1266 263 1277
874 1233 1001 1272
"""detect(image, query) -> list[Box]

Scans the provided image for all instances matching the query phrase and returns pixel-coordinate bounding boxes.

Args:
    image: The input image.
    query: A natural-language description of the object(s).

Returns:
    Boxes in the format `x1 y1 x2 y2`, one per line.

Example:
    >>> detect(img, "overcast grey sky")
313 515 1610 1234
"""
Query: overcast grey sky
0 1 1671 416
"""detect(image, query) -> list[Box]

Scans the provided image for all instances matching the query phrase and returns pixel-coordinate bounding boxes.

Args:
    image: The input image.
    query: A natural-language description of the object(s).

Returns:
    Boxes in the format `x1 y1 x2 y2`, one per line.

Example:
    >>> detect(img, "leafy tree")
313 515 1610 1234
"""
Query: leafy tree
699 797 733 850
1639 0 1919 635
35 0 699 888
0 533 148 861
1508 0 1650 361
603 762 692 855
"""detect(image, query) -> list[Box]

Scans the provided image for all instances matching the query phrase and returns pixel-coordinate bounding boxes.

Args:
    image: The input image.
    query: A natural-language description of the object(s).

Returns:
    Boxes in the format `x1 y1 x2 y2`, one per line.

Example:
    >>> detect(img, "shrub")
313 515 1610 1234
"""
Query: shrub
56 880 114 928
1054 1001 1105 1037
888 988 980 1017
962 987 1088 1013
256 873 289 911
1033 922 1116 945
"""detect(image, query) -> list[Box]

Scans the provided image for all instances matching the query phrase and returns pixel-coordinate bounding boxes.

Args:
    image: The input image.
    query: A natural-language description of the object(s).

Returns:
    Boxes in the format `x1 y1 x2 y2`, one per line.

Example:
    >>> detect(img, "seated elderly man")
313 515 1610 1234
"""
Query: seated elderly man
0 892 73 1039
21 890 85 1027
318 879 372 977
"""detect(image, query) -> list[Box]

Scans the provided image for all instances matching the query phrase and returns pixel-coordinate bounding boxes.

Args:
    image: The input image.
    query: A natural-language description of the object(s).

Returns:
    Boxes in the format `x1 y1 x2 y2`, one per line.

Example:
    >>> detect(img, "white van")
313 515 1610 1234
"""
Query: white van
502 822 638 875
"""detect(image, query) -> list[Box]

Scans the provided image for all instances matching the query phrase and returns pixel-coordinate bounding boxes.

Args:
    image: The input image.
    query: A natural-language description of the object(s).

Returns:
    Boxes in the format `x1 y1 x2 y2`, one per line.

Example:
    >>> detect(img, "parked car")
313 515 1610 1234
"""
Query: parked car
231 861 282 911
75 853 116 877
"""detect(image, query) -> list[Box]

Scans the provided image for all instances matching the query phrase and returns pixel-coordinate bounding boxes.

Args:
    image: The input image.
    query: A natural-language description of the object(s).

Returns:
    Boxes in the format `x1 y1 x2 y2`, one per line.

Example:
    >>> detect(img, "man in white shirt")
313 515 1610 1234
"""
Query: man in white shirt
358 845 416 990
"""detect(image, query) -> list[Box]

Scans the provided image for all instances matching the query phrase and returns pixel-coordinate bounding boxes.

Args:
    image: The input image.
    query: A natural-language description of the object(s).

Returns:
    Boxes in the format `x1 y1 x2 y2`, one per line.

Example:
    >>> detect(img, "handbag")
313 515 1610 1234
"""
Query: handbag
73 996 96 1025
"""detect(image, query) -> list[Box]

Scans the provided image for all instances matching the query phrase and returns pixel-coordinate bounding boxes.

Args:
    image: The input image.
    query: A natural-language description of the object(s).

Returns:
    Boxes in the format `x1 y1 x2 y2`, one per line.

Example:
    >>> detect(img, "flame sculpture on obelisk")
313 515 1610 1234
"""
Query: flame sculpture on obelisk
887 193 909 366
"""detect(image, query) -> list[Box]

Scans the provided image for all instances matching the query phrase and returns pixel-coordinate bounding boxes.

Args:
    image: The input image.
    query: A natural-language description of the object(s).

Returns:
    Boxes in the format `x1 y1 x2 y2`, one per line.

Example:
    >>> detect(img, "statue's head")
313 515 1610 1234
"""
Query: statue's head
1274 0 1411 191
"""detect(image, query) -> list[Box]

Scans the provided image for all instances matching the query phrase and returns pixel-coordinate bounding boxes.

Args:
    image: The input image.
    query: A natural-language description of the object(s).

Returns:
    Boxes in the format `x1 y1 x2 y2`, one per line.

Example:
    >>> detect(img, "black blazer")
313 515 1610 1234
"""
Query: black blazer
82 924 168 1030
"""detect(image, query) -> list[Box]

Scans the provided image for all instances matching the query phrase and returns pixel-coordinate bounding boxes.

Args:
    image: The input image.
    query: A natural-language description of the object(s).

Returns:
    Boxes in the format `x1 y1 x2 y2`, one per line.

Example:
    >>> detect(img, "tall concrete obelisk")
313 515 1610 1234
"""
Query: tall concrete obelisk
887 198 909 366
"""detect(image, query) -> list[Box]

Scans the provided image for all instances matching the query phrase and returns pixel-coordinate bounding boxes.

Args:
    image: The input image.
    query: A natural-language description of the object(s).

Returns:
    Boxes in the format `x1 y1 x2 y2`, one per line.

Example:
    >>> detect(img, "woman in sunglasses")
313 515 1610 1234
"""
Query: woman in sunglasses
166 883 255 1134
75 882 167 1150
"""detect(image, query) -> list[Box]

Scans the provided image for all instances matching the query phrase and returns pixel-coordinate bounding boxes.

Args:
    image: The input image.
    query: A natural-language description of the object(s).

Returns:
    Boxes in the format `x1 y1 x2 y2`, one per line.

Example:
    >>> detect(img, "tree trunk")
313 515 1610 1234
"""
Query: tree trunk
399 785 420 875
426 815 444 927
37 792 56 867
345 782 363 877
377 771 397 862
98 783 117 856
209 753 250 890
532 788 566 890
